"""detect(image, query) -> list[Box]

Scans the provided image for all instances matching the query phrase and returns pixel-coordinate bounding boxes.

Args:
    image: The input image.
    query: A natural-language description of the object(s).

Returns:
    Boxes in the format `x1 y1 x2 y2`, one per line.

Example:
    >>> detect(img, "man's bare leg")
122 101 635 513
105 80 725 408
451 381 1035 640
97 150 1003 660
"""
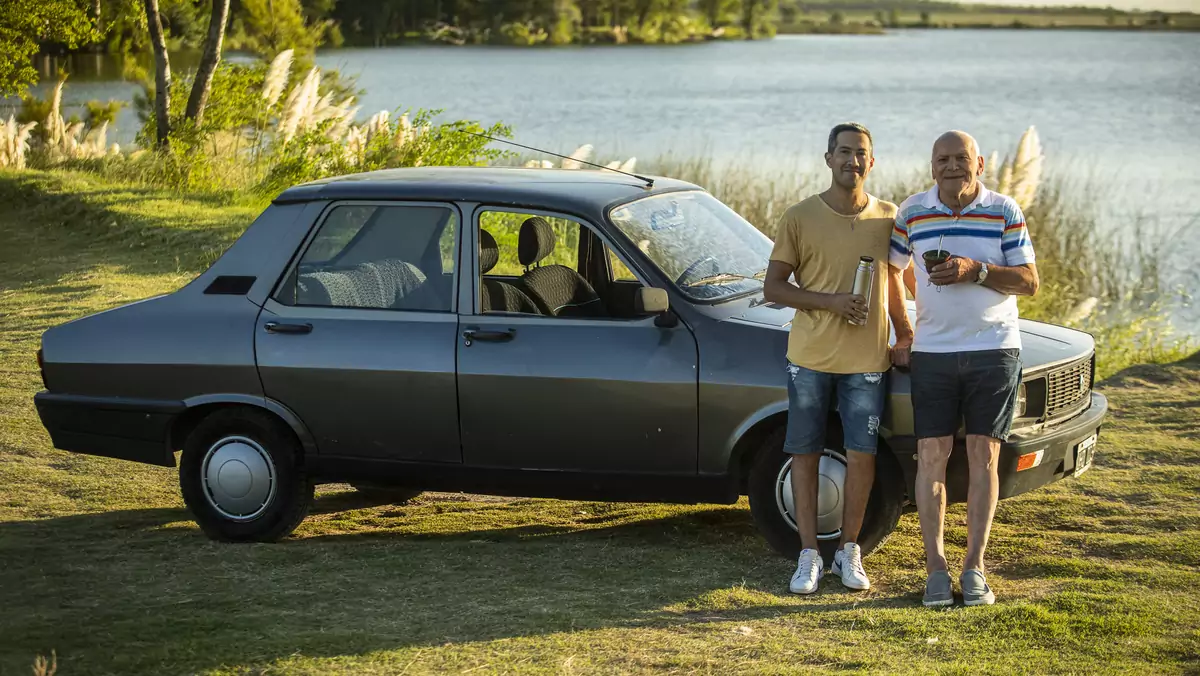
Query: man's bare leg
915 436 954 573
790 453 823 552
964 434 1001 572
840 450 876 546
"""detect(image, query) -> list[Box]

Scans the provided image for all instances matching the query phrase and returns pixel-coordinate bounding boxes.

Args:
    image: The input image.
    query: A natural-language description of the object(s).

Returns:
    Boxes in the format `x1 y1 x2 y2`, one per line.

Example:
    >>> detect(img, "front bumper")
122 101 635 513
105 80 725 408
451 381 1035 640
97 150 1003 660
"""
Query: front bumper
33 391 180 467
891 391 1108 504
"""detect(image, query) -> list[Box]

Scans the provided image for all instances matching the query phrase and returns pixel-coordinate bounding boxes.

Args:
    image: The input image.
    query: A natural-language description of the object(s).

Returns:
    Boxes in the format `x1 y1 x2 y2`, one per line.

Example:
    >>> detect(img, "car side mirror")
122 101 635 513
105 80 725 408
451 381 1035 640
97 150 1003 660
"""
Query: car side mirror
636 287 679 328
635 287 669 315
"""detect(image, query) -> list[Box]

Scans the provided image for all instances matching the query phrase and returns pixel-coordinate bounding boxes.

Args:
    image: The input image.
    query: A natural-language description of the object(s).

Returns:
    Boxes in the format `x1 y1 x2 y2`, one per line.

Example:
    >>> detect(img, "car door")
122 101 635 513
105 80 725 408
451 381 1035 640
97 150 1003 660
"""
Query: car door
456 206 699 474
256 201 462 463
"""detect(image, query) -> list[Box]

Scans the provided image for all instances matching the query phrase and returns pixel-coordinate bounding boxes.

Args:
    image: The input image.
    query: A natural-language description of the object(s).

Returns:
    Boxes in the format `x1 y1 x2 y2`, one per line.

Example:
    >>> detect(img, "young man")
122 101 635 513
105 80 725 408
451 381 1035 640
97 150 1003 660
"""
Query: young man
764 123 914 594
889 131 1039 607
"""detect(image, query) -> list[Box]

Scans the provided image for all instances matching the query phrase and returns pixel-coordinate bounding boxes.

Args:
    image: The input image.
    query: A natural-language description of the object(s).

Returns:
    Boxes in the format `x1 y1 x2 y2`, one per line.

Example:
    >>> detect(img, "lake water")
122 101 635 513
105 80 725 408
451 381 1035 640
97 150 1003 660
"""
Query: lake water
6 30 1200 330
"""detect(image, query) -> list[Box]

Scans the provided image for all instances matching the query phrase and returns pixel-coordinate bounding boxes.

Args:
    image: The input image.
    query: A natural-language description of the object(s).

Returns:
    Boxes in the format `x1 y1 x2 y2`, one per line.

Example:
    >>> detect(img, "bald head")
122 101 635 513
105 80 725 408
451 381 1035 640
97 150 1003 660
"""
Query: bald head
931 130 985 204
933 130 980 159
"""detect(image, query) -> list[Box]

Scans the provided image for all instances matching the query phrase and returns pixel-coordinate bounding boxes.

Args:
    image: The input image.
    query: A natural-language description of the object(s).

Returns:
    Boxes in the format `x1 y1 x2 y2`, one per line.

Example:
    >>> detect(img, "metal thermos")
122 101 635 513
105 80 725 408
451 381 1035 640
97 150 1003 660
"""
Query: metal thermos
850 256 873 326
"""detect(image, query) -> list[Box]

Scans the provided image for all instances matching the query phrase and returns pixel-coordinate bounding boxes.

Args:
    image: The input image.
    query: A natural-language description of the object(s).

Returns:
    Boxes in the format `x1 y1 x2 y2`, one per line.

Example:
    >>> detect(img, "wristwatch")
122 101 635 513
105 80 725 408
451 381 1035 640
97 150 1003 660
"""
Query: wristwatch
975 262 989 285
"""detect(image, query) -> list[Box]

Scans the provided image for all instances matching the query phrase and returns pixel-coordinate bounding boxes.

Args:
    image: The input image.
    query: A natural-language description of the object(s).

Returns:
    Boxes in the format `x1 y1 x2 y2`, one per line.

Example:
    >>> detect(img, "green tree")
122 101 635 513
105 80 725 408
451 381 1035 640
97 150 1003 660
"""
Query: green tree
551 0 582 44
234 0 329 57
0 0 100 96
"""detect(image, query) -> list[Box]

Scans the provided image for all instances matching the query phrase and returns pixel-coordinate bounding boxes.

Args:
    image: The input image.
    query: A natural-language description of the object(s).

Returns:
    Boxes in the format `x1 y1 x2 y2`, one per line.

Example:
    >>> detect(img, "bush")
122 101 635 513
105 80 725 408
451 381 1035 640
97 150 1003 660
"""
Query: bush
257 110 513 196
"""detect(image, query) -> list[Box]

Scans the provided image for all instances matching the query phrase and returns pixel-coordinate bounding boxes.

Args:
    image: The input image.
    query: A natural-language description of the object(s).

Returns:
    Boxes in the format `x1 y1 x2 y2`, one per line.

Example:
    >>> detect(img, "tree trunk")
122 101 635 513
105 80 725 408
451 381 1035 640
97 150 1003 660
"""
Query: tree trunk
93 0 103 37
144 0 172 148
185 0 230 128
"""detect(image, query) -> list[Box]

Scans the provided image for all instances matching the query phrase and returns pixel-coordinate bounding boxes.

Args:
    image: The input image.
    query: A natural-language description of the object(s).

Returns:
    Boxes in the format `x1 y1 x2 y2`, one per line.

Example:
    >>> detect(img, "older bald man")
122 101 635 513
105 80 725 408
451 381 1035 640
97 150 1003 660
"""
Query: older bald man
888 131 1039 608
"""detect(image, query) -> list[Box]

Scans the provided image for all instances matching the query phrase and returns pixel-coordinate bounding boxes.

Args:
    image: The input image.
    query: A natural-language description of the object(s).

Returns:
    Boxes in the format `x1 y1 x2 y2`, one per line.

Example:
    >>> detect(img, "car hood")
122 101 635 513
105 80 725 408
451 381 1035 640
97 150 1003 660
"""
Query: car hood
728 301 1094 371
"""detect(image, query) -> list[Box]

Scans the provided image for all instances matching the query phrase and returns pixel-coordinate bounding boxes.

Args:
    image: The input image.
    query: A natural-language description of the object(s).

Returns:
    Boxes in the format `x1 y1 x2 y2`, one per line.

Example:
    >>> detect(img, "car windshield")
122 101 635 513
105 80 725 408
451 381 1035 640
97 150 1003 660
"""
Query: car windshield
608 191 773 301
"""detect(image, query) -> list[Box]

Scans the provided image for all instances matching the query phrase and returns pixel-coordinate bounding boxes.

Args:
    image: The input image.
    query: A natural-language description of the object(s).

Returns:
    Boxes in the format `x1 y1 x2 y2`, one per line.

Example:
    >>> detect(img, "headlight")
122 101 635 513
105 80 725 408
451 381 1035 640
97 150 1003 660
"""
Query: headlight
1012 382 1028 423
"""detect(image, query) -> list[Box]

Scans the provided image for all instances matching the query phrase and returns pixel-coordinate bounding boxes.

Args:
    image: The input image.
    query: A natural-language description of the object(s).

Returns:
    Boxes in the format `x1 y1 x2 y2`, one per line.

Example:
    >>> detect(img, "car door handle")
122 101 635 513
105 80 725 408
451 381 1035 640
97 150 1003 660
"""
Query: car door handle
264 321 313 335
462 328 514 346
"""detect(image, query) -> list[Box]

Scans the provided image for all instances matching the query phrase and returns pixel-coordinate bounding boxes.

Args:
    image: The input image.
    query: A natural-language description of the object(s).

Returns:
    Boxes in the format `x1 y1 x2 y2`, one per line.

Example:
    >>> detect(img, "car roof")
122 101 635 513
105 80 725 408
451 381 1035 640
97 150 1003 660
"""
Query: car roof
272 166 704 214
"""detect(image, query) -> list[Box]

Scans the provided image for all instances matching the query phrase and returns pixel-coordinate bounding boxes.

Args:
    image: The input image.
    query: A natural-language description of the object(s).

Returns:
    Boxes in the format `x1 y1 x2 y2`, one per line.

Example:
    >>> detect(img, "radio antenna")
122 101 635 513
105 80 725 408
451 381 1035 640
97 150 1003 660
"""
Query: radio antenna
459 129 654 188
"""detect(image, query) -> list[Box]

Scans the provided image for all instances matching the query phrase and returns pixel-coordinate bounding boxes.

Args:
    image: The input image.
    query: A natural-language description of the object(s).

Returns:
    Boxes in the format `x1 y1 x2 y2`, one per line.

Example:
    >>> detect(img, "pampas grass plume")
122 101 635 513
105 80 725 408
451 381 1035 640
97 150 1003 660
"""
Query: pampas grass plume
262 49 294 107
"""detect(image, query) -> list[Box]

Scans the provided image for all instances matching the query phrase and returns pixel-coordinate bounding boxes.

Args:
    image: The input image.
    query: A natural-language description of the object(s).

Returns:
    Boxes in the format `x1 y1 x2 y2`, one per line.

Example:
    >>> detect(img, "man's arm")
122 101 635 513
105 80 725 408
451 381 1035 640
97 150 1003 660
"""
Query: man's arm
927 257 1039 296
763 260 867 324
887 264 915 367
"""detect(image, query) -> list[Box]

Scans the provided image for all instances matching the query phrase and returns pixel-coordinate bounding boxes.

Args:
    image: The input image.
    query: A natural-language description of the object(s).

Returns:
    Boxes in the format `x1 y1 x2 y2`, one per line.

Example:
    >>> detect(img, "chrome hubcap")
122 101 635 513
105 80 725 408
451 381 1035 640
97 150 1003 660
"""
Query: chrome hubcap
775 450 848 541
201 436 276 521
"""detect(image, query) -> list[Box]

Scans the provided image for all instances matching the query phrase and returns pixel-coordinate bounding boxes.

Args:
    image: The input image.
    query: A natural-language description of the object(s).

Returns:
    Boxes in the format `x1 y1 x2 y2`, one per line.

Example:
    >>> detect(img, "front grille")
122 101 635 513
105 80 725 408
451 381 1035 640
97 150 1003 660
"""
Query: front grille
1046 357 1093 420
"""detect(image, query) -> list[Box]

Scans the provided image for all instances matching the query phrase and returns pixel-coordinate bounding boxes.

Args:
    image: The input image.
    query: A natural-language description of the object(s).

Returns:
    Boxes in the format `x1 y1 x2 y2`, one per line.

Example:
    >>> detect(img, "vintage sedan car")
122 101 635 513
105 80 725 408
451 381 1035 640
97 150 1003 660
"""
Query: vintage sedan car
33 167 1107 559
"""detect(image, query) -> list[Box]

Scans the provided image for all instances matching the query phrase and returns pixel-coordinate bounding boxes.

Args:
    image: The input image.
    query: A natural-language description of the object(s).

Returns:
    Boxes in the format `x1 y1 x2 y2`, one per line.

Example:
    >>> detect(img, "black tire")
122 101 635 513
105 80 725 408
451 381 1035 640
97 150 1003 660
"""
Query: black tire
179 408 313 542
351 484 423 504
747 424 905 561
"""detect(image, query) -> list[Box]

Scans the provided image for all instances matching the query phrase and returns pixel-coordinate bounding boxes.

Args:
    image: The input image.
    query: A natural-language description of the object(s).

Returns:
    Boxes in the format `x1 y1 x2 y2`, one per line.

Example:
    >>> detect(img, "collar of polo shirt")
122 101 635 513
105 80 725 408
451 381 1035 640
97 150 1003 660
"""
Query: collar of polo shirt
921 183 995 215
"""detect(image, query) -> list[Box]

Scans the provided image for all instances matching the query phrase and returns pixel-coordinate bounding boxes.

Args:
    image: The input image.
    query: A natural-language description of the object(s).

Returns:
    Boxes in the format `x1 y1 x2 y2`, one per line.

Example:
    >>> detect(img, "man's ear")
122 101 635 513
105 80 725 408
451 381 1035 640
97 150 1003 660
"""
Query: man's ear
976 154 985 177
824 152 834 169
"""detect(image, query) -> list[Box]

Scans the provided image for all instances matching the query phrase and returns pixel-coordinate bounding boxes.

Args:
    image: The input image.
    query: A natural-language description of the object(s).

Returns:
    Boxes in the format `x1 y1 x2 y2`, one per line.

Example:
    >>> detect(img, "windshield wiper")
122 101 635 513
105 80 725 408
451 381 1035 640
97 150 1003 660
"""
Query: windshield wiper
685 272 765 287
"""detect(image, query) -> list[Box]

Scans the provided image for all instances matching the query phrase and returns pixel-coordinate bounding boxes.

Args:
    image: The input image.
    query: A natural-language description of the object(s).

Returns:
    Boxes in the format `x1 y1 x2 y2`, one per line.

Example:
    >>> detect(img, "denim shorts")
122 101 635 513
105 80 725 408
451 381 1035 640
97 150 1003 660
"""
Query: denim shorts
784 362 887 455
910 348 1023 441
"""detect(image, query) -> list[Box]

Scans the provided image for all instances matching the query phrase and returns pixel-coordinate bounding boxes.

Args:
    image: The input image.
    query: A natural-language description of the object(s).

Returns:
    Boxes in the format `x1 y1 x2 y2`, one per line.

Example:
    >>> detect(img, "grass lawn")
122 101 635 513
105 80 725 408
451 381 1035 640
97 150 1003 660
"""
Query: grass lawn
1 170 1198 675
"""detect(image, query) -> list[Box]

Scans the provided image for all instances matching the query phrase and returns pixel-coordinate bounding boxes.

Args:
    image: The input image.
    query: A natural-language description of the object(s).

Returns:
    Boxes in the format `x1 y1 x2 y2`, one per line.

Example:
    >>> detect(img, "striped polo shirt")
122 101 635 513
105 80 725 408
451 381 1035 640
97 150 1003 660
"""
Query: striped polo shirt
889 184 1036 353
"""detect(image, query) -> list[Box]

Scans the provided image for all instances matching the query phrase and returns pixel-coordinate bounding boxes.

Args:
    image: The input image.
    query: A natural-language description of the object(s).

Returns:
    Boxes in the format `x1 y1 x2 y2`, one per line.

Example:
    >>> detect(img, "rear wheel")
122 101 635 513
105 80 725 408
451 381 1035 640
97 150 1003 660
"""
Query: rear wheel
179 408 313 542
748 425 905 562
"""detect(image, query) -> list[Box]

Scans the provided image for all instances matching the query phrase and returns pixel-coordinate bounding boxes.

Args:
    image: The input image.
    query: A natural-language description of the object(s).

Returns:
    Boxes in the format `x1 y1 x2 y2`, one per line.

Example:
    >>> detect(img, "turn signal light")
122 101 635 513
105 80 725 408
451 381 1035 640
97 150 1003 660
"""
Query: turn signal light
1016 449 1044 472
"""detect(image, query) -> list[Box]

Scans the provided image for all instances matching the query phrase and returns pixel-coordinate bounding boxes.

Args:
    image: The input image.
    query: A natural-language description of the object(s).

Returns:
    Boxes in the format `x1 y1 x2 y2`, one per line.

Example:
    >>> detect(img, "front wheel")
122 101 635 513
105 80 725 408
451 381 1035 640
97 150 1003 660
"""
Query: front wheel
179 408 313 542
748 425 905 561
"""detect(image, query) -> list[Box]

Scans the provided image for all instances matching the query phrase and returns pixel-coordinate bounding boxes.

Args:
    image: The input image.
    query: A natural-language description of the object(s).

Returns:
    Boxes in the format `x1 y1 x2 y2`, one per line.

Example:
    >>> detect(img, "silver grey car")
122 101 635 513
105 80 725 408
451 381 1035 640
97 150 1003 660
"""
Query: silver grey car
33 167 1107 560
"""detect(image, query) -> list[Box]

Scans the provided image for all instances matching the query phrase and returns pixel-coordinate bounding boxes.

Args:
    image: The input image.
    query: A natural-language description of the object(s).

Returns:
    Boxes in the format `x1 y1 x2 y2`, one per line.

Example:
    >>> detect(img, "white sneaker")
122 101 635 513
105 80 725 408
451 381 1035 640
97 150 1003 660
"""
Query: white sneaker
831 543 870 590
789 548 824 594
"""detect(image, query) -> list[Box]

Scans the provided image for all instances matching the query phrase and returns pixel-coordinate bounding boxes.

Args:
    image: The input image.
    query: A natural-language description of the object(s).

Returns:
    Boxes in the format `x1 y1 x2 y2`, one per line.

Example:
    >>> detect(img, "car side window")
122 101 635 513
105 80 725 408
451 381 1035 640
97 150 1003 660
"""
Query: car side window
280 203 457 312
477 209 649 319
478 211 580 276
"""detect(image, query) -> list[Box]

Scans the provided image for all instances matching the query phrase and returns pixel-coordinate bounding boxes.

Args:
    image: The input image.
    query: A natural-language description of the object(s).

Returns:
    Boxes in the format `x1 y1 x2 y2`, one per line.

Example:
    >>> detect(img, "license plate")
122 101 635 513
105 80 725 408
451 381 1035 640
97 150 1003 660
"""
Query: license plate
1074 433 1097 477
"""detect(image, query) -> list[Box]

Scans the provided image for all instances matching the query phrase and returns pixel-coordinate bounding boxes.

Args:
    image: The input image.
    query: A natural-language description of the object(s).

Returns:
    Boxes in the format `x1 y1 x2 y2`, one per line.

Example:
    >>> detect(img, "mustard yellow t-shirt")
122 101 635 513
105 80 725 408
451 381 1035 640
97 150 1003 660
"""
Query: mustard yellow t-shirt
769 194 897 374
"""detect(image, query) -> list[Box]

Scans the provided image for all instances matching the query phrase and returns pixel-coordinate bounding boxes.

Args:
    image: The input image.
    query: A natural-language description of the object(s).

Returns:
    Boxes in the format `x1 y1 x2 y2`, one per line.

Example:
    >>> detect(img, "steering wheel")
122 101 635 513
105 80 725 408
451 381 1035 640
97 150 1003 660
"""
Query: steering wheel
675 256 720 287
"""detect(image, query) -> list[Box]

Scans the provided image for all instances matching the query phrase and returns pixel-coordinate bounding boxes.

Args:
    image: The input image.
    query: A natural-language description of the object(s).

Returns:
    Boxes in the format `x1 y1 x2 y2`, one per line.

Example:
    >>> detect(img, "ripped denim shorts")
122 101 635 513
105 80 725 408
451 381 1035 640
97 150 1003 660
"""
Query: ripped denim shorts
784 361 887 455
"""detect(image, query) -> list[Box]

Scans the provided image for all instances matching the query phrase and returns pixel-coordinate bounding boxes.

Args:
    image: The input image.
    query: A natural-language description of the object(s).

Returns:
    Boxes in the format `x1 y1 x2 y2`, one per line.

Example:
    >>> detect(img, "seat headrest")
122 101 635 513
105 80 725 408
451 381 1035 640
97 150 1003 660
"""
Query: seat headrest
518 217 555 267
479 229 499 275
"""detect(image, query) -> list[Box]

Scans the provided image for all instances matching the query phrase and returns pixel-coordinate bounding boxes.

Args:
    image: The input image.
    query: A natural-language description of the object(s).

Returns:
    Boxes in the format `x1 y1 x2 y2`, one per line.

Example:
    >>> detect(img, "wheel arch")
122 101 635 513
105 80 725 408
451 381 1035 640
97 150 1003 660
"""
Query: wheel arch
169 394 317 461
728 406 903 495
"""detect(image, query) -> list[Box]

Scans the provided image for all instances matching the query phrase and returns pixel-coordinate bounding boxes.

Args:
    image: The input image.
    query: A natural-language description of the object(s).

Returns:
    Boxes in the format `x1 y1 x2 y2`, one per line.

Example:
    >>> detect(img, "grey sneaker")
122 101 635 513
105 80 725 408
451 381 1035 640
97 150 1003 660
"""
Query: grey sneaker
961 569 996 606
922 570 954 608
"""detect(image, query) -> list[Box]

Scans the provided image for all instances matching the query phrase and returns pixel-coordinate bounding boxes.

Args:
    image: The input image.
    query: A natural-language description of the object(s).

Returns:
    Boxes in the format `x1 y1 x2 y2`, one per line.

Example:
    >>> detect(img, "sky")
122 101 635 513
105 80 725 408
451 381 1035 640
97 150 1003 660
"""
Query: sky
956 0 1200 10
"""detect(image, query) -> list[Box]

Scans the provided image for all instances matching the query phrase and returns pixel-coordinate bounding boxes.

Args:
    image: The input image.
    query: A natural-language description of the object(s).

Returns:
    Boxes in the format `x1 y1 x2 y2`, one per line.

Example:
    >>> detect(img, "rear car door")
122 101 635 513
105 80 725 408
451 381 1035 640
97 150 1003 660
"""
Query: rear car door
256 201 462 463
456 206 700 474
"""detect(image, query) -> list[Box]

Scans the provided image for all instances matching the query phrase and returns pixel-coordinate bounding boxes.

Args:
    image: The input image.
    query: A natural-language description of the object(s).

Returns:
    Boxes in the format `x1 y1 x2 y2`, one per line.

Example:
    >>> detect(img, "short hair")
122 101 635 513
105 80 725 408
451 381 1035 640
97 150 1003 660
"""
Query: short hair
828 122 873 155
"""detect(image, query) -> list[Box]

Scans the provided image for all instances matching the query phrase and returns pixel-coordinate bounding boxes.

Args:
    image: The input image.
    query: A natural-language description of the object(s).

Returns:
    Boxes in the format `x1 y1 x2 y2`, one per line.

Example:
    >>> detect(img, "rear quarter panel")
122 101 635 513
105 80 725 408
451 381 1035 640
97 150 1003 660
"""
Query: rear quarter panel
40 202 321 402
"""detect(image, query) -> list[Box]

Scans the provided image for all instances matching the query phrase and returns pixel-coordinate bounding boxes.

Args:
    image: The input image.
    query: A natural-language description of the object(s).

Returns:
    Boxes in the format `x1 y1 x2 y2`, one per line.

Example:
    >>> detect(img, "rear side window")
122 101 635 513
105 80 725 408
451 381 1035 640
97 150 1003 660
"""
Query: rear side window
279 203 458 312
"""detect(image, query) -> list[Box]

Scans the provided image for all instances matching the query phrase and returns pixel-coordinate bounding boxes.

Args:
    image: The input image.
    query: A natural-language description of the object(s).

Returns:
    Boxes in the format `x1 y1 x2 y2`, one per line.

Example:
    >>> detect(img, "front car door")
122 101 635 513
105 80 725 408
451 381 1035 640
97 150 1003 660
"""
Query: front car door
256 200 462 463
456 206 699 474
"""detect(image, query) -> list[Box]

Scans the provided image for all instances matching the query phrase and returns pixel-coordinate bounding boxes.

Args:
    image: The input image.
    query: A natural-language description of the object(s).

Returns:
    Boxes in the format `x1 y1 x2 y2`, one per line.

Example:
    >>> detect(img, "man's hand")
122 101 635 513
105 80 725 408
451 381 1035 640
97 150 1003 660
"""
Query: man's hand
890 333 913 369
929 255 981 286
826 293 867 324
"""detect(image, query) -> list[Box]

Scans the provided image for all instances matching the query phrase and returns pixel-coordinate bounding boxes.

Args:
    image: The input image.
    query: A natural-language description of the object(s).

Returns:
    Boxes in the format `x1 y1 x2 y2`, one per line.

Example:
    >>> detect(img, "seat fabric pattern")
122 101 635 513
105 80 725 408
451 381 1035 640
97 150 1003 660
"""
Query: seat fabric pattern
297 259 428 309
480 228 541 314
518 265 604 317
